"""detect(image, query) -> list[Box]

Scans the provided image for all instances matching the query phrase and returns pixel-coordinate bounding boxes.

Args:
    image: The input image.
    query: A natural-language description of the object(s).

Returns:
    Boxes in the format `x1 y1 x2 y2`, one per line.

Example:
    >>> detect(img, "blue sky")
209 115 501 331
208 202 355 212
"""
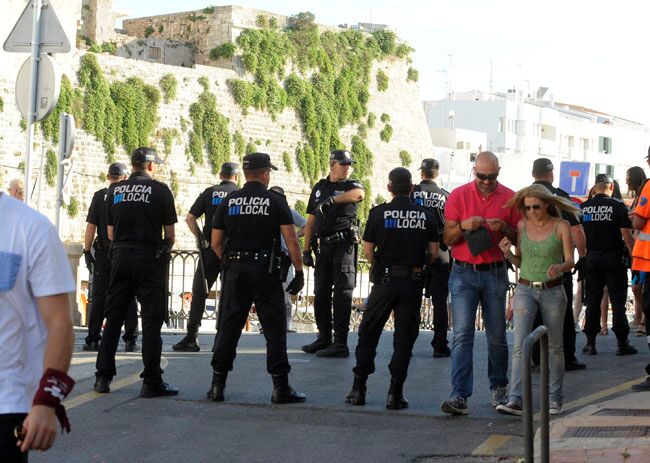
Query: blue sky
113 0 650 126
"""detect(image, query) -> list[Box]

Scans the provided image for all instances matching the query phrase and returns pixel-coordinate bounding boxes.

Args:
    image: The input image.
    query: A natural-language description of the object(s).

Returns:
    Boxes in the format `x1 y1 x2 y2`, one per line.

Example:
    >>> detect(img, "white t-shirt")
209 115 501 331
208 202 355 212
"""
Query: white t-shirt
0 193 75 414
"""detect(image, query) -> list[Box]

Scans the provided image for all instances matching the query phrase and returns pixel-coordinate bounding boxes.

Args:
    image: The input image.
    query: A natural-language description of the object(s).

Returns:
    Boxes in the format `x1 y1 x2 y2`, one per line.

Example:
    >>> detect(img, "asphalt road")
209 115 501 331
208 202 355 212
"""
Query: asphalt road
33 329 649 463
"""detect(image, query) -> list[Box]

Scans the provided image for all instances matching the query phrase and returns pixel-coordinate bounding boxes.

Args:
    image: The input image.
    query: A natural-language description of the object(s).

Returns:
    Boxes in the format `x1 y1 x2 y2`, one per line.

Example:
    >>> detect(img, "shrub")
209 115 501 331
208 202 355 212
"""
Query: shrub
45 149 57 187
399 150 412 166
376 70 389 91
144 26 154 38
407 67 419 82
381 113 390 123
380 124 393 143
209 42 236 60
159 73 178 103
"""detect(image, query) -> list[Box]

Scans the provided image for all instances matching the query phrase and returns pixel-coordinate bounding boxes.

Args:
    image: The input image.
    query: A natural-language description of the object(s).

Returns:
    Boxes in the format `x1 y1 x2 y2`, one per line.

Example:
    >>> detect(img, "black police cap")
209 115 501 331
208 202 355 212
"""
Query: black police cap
220 162 239 176
330 149 354 165
595 173 613 184
108 162 128 176
131 147 163 165
389 167 412 186
243 152 277 171
419 158 439 171
532 157 554 174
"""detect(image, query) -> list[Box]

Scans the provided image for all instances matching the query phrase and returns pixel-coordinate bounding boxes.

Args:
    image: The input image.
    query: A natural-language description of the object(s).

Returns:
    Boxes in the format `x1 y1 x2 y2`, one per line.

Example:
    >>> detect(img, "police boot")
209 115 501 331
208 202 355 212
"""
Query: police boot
582 339 597 356
316 332 349 358
301 333 332 354
345 375 366 406
271 373 306 404
616 340 638 356
385 378 409 410
173 324 200 352
207 371 227 401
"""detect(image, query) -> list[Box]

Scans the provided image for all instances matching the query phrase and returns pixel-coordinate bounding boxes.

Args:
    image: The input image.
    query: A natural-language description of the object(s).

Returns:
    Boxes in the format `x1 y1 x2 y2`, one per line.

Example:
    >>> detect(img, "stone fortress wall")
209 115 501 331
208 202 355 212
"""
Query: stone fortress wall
0 0 435 251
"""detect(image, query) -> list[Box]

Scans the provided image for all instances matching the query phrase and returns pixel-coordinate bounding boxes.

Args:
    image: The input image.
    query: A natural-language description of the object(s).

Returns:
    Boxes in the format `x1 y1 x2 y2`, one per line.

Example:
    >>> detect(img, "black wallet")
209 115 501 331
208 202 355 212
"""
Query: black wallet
464 227 493 256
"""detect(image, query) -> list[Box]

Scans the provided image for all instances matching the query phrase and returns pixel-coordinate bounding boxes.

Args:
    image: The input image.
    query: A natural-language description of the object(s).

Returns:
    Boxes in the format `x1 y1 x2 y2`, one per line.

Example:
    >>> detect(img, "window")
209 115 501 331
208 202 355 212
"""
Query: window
598 136 612 154
498 117 505 133
595 163 614 177
148 47 161 60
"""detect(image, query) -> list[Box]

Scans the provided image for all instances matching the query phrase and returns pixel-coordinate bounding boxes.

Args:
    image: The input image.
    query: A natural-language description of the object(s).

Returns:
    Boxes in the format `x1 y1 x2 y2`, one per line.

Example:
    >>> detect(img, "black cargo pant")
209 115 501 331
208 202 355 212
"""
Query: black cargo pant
641 274 650 352
354 277 421 382
584 250 630 342
96 247 167 385
85 247 138 344
428 262 449 351
211 261 290 375
0 414 27 463
313 242 356 342
187 249 222 331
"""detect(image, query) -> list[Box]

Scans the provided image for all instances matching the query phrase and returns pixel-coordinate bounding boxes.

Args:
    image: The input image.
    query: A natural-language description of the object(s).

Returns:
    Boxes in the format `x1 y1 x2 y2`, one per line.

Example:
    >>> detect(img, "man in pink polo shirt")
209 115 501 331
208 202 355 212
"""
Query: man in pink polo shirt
439 151 520 416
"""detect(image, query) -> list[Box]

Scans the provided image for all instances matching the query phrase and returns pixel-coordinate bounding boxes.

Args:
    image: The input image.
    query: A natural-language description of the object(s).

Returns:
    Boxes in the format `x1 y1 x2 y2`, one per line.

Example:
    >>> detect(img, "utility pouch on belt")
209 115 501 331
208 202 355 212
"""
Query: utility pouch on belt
279 252 291 282
267 239 283 279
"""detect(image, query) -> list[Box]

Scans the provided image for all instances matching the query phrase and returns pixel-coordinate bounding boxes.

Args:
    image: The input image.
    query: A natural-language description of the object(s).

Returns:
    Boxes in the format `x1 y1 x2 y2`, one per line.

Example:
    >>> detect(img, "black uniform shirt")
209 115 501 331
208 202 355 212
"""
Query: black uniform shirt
86 187 110 242
363 196 438 268
533 180 580 227
212 181 293 251
580 194 631 253
411 180 449 251
306 176 363 235
107 172 177 247
189 181 239 242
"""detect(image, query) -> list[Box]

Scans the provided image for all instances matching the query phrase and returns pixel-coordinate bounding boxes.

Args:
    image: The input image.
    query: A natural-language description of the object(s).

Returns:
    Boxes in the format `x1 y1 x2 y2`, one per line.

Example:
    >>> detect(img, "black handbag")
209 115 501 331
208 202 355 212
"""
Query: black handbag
464 227 493 256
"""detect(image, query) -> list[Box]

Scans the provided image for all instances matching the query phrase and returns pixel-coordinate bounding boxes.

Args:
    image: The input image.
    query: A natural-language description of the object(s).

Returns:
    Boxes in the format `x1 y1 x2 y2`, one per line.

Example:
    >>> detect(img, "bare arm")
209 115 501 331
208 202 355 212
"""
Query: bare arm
427 241 439 264
211 229 225 260
107 225 113 241
622 228 634 256
281 224 304 272
443 216 485 247
571 224 586 258
334 187 365 204
500 221 523 268
163 225 175 248
185 213 201 240
303 214 317 252
633 213 647 231
363 241 375 264
83 224 96 251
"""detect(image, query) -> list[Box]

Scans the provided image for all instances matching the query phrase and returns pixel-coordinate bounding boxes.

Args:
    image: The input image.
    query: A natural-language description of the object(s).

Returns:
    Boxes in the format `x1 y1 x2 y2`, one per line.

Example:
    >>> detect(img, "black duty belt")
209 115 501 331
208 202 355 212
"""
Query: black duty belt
518 277 563 289
319 230 351 246
111 241 157 252
453 259 504 271
228 249 271 264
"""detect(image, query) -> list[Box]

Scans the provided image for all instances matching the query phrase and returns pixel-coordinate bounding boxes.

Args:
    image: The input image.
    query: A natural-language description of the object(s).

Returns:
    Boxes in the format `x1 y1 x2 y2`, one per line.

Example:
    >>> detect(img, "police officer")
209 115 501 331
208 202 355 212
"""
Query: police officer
82 162 139 353
581 174 637 356
411 158 450 357
94 147 179 398
172 162 239 352
347 167 438 408
207 153 305 403
301 149 365 357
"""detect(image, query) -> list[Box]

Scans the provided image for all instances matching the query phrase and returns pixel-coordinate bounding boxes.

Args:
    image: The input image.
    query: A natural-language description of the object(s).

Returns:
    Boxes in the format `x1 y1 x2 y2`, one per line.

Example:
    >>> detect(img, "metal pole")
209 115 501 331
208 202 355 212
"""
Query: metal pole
25 0 43 206
540 335 550 463
55 112 66 231
522 325 549 463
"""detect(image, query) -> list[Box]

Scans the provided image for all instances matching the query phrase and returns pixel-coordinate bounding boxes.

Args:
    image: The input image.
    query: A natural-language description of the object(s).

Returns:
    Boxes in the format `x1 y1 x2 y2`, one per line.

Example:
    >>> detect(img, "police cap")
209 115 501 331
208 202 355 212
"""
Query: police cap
389 167 412 187
220 162 239 176
131 147 163 165
595 173 613 184
532 157 554 174
243 152 278 171
419 158 439 171
108 162 128 176
330 149 354 165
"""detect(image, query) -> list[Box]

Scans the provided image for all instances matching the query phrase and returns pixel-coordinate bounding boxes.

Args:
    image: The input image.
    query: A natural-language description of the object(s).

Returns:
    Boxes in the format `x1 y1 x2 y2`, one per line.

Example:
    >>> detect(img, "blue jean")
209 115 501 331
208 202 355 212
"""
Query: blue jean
448 263 509 399
509 284 566 405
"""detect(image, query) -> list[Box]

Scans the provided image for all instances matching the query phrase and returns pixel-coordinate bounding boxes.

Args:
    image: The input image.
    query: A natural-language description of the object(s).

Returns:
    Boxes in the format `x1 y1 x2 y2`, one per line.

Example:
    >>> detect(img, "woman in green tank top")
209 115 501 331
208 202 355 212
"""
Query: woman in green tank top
495 184 580 417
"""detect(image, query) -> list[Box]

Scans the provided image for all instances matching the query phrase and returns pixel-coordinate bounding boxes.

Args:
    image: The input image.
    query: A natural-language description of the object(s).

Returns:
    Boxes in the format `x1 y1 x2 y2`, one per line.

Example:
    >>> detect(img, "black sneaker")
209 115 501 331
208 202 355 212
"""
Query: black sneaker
124 340 139 352
440 397 468 416
496 402 523 416
582 343 597 355
616 342 638 356
433 346 451 358
140 382 179 398
315 343 349 358
93 376 110 393
172 335 200 352
83 341 99 352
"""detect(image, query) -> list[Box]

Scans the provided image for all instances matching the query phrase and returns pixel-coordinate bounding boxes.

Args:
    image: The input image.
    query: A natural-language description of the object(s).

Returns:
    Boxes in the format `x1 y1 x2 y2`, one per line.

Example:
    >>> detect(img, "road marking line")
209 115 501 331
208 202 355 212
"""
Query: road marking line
471 434 513 455
64 357 169 410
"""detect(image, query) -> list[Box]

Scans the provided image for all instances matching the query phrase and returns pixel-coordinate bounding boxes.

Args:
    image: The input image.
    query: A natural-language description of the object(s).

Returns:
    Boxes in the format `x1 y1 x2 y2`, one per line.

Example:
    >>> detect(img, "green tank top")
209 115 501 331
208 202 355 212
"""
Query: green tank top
519 221 564 282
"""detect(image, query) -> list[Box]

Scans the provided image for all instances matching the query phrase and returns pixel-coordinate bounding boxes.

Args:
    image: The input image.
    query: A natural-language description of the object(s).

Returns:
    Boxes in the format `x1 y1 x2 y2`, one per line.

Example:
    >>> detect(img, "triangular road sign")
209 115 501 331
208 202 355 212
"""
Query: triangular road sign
4 0 71 53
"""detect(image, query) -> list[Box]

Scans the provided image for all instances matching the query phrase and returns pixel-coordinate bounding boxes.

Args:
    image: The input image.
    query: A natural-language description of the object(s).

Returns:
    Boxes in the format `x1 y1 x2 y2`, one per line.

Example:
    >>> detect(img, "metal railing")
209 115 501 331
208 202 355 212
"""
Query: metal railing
522 325 550 463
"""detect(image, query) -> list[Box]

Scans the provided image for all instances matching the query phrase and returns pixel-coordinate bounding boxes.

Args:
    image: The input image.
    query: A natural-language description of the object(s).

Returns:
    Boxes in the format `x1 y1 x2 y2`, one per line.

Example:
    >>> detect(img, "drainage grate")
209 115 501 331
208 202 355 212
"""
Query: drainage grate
594 408 650 417
562 426 650 438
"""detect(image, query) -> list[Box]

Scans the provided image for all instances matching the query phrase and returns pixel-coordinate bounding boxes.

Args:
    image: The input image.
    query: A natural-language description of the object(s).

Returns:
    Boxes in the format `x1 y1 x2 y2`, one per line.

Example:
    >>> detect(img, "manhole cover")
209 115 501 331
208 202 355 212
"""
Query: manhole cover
594 409 650 417
562 426 650 438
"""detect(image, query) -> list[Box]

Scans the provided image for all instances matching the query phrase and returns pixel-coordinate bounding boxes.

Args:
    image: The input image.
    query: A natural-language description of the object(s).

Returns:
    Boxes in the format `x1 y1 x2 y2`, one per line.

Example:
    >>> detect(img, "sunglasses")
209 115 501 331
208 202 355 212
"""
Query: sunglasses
475 172 499 181
524 204 542 211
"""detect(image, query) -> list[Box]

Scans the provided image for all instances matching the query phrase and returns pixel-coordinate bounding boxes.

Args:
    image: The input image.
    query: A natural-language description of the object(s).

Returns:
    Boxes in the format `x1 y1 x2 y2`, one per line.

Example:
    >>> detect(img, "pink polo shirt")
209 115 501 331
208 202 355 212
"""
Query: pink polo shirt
445 181 521 264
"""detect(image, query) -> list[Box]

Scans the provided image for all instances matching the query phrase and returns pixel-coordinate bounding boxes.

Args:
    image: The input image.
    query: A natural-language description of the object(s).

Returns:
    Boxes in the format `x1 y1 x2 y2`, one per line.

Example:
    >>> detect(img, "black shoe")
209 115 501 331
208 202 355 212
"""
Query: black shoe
345 375 366 406
433 346 451 358
271 374 306 404
172 334 200 352
93 376 110 393
124 340 139 352
631 377 650 392
582 343 597 355
565 359 587 371
616 341 638 356
386 379 408 410
83 341 99 352
315 343 349 358
140 382 179 398
301 336 332 354
206 371 227 402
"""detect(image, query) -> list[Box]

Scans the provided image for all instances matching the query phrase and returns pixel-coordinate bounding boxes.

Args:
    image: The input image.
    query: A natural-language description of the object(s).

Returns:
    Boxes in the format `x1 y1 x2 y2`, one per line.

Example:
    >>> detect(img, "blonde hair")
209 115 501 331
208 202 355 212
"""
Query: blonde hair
505 184 581 220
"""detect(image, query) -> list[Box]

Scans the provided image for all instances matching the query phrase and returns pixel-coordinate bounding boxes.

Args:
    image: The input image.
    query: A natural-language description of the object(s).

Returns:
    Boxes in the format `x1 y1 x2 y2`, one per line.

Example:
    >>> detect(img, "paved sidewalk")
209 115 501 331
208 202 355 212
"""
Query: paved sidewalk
547 388 650 463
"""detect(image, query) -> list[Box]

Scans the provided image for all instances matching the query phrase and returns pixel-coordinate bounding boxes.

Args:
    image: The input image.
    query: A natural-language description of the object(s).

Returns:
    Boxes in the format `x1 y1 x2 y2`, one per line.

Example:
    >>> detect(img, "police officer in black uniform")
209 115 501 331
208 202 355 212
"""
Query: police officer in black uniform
301 149 365 357
83 162 139 353
207 153 305 404
411 158 450 358
347 167 438 408
94 147 179 398
531 158 587 370
581 174 637 356
172 162 239 352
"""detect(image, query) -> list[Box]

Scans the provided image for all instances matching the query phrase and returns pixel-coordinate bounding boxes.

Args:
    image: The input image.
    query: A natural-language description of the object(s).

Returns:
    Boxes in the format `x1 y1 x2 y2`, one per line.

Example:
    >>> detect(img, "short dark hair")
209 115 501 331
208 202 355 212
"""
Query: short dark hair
391 183 411 196
131 161 147 171
244 167 270 179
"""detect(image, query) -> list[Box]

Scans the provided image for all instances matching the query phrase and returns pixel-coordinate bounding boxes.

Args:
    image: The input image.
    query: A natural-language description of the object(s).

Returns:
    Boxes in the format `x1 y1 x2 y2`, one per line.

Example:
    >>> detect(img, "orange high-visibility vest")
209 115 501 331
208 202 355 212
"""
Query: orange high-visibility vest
632 181 650 272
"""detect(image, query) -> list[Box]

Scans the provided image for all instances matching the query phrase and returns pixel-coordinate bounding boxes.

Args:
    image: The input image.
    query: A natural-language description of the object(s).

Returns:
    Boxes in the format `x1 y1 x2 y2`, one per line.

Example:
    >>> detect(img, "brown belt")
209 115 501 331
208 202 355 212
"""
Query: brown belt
518 277 563 289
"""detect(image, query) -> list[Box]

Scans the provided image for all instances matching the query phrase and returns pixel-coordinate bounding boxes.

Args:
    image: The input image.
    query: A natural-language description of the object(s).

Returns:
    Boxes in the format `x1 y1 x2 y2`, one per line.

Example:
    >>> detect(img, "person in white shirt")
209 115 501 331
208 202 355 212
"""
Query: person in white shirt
0 192 75 461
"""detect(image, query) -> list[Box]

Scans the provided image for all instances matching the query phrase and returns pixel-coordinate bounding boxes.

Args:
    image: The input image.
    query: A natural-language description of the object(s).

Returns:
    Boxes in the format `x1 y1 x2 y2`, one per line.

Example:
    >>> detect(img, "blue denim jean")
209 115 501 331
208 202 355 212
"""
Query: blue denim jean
448 263 509 399
509 284 566 406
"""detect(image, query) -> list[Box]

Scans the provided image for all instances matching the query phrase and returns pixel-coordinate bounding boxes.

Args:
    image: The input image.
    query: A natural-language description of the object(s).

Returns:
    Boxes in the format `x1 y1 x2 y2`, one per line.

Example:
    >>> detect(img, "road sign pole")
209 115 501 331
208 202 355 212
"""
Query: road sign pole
24 0 43 206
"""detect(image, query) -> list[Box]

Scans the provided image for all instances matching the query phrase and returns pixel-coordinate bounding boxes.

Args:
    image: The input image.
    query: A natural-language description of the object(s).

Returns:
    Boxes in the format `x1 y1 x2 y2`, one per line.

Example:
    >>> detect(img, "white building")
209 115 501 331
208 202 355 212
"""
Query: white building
423 89 650 193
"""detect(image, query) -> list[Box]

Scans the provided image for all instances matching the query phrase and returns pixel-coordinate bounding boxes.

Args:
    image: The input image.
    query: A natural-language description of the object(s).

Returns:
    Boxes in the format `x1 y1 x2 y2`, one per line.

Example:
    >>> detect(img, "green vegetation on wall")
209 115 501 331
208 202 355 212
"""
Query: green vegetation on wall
144 26 154 38
399 150 412 166
159 74 178 103
294 199 307 216
232 131 246 161
407 67 419 82
66 197 79 218
367 112 376 128
380 124 393 143
374 194 386 205
45 149 57 187
357 123 368 139
282 151 293 172
350 135 374 222
209 42 236 60
41 75 83 144
380 113 390 123
160 128 179 156
376 69 388 91
188 88 231 173
0 96 4 112
170 171 179 197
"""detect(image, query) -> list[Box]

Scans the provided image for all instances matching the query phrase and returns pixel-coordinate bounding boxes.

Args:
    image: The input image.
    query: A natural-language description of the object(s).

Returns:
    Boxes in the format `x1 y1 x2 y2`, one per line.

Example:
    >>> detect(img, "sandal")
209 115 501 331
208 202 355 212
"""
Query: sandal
599 327 608 336
637 324 646 337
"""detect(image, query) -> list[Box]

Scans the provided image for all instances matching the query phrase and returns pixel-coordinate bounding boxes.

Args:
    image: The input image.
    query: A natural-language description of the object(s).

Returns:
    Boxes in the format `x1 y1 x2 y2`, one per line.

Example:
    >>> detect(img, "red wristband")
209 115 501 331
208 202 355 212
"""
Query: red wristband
32 368 75 433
